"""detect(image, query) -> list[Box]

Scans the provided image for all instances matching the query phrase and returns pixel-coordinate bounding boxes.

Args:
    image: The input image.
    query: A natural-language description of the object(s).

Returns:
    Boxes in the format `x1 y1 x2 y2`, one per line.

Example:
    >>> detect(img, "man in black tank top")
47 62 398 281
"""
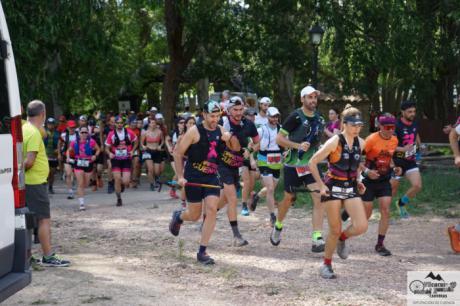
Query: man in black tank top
169 101 231 265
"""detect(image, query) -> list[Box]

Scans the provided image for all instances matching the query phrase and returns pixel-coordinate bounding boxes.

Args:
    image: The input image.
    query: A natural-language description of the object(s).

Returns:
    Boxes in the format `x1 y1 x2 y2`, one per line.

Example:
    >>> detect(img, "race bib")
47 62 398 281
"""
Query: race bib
267 153 282 165
295 165 311 177
77 159 90 167
142 152 151 160
115 148 128 158
331 186 354 199
68 158 75 164
405 144 417 158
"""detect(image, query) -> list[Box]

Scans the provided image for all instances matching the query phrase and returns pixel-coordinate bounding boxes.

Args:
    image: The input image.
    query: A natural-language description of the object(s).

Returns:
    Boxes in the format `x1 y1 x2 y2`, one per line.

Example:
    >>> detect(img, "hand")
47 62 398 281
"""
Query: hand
357 182 366 195
299 141 310 152
243 148 250 159
367 169 380 180
393 166 403 176
221 131 231 142
91 155 96 162
319 184 329 196
455 156 460 168
178 177 187 187
109 153 115 159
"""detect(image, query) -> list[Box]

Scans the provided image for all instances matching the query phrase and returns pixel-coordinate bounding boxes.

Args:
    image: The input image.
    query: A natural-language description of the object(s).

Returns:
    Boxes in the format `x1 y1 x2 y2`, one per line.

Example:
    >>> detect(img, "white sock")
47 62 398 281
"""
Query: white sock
79 197 85 206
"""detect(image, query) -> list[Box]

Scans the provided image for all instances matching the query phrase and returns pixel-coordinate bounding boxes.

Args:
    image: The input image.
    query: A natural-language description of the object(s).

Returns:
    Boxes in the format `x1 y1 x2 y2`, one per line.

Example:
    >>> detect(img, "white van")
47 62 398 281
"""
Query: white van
0 1 32 303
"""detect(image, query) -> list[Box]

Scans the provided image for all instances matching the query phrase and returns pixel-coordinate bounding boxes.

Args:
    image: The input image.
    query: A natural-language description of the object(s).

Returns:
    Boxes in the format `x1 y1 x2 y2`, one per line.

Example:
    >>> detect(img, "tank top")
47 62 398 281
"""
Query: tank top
185 124 222 176
327 134 361 180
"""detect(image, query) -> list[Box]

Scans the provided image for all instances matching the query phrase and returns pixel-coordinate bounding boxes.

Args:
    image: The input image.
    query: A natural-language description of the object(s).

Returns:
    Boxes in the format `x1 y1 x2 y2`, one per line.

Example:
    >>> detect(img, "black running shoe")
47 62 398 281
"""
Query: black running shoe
250 193 260 212
116 198 122 207
169 210 182 236
67 194 74 200
375 244 392 256
197 252 215 265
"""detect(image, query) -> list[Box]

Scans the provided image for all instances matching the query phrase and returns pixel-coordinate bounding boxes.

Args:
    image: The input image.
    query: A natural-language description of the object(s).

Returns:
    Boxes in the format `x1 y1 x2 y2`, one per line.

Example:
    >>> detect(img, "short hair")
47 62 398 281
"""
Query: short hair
27 100 46 117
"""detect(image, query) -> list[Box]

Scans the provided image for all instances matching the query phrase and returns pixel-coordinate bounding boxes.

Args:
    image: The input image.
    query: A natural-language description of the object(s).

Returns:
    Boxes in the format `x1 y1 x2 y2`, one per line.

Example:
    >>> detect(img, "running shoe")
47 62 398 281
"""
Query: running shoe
232 236 249 247
79 205 86 211
336 240 349 259
30 255 41 265
311 238 325 253
241 206 250 216
150 183 155 191
116 198 122 207
395 200 410 219
270 227 282 246
197 252 215 265
250 193 260 212
319 264 336 279
169 210 182 236
67 194 74 200
41 253 70 267
375 244 392 256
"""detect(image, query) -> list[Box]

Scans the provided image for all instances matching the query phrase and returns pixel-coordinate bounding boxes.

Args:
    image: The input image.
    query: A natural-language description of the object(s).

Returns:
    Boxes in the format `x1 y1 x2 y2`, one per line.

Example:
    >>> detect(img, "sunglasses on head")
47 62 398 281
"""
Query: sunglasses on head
382 125 395 131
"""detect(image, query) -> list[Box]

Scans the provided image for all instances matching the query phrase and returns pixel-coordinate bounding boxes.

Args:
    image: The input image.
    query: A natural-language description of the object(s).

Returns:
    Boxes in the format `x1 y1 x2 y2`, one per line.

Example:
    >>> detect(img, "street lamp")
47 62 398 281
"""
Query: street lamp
309 23 324 88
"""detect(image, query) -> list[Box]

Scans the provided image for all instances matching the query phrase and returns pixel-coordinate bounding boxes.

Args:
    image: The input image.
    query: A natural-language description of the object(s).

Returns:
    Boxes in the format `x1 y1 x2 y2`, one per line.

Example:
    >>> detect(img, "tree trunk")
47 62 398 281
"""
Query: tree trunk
365 67 380 111
196 77 209 106
273 66 295 120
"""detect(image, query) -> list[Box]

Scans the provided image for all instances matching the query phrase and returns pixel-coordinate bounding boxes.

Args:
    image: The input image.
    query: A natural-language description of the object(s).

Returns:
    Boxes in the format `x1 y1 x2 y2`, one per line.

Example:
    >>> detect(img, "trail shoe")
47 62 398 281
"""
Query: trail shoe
319 264 336 279
67 194 74 200
197 252 215 265
241 206 250 216
270 226 282 246
169 210 183 236
79 205 86 211
232 236 249 247
375 244 392 256
250 193 260 211
41 254 70 267
312 238 325 253
116 198 123 207
396 200 410 219
337 240 349 259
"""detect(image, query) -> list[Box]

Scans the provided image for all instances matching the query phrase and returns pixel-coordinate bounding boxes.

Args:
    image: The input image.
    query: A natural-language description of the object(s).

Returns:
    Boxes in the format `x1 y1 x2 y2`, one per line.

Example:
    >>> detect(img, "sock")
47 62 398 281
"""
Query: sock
341 210 349 221
324 258 332 266
400 195 409 205
230 221 241 238
312 230 323 241
270 212 276 219
377 234 385 246
198 245 207 255
116 192 121 200
78 197 85 206
339 232 348 241
275 220 283 230
242 202 248 209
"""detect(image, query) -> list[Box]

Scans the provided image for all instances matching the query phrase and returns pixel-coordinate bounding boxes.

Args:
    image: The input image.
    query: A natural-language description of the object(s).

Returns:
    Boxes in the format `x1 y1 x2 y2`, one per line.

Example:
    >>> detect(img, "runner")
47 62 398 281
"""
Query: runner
140 118 164 191
105 116 138 206
104 116 116 194
58 120 78 199
447 116 460 252
165 117 186 199
391 100 423 219
217 96 260 246
44 117 60 194
255 97 271 128
343 113 402 256
270 85 326 253
67 126 101 211
308 105 368 279
255 107 282 225
90 123 104 190
155 113 169 183
129 119 142 188
324 108 340 138
169 100 231 264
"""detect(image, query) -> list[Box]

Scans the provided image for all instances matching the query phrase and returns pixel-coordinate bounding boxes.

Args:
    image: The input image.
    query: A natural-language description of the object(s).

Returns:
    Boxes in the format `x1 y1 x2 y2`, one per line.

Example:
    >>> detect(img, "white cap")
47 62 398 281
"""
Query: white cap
260 97 271 104
155 113 164 120
267 107 280 117
300 85 320 97
150 106 158 112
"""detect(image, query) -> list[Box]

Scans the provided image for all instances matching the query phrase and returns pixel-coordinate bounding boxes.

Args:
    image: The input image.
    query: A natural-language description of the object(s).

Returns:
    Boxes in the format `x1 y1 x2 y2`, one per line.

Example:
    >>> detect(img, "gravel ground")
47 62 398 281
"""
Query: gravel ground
4 178 460 306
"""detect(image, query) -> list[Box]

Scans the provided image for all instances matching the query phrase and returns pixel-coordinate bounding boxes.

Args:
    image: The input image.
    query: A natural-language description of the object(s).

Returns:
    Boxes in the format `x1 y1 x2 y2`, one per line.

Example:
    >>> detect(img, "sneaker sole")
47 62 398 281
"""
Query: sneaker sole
312 245 325 253
233 241 249 247
198 259 215 265
270 233 281 246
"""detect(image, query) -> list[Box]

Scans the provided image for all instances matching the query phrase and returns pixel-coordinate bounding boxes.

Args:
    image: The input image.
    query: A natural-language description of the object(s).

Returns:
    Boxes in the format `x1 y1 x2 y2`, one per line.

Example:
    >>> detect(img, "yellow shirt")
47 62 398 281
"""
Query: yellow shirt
22 122 49 185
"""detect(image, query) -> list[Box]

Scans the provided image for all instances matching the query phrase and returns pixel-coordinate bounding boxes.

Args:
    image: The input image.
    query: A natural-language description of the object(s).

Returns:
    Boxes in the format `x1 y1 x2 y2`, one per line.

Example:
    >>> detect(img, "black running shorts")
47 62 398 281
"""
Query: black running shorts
361 179 392 202
283 166 317 193
184 174 221 203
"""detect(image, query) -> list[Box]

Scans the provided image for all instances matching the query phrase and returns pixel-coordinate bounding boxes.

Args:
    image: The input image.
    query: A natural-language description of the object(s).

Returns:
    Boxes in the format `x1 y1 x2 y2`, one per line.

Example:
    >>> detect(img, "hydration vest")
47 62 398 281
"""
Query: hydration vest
327 134 361 180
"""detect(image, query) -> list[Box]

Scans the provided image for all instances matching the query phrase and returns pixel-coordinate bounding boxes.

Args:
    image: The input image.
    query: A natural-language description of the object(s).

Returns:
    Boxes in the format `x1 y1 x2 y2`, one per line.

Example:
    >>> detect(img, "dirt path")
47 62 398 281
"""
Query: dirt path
5 179 460 305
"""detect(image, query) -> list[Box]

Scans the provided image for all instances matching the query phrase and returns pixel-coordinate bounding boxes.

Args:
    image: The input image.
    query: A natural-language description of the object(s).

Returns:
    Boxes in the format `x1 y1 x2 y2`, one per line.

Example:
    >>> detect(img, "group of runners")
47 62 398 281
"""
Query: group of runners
168 85 427 279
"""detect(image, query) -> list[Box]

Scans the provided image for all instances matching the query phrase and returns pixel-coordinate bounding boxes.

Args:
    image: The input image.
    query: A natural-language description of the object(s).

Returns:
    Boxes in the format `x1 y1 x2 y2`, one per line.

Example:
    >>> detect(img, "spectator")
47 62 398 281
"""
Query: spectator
23 100 70 267
324 108 340 138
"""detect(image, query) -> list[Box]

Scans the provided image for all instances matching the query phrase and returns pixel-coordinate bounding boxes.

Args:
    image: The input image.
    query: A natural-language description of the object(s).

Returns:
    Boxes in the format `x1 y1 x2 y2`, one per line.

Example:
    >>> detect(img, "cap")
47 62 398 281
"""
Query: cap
244 108 257 116
267 107 280 117
67 120 77 128
155 113 164 120
150 106 158 112
260 97 272 105
226 96 244 111
400 100 416 110
300 85 320 98
378 114 396 125
343 114 364 125
79 115 87 121
46 117 56 124
203 100 221 113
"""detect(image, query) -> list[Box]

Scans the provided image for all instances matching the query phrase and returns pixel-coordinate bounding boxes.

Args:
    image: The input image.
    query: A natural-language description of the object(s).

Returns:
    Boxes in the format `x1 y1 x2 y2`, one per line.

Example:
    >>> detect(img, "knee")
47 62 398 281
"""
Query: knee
206 205 218 216
353 221 368 235
380 206 390 219
413 182 422 192
190 211 202 222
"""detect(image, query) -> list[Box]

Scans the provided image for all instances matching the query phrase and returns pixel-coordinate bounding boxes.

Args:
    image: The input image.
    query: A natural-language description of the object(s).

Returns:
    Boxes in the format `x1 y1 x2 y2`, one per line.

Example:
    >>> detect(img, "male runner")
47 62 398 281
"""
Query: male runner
44 117 60 194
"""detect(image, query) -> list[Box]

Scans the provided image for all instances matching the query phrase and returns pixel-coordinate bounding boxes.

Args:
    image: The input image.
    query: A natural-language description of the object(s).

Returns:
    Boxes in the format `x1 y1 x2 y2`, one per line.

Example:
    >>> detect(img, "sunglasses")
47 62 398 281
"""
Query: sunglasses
382 125 395 131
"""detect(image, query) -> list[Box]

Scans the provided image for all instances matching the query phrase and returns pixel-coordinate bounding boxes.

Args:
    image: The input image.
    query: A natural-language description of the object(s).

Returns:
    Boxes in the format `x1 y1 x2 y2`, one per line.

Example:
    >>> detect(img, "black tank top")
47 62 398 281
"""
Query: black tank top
327 134 361 180
185 124 221 176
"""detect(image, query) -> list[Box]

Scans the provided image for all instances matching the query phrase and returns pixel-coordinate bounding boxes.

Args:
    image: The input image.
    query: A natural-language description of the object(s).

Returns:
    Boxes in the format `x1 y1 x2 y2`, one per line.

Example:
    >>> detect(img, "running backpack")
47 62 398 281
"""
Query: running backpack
113 128 131 146
73 135 93 156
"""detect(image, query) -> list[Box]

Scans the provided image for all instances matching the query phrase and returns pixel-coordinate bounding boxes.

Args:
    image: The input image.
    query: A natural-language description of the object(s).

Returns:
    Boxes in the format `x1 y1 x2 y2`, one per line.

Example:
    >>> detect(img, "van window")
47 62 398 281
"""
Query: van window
0 55 11 134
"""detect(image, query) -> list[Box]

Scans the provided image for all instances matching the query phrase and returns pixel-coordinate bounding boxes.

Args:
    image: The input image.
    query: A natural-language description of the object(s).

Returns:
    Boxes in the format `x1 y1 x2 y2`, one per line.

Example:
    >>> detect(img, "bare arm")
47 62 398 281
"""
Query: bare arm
24 152 37 171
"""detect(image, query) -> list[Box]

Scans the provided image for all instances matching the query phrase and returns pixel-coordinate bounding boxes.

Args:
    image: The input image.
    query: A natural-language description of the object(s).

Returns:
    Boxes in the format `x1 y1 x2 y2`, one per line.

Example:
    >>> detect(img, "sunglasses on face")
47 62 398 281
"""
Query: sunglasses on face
382 125 395 131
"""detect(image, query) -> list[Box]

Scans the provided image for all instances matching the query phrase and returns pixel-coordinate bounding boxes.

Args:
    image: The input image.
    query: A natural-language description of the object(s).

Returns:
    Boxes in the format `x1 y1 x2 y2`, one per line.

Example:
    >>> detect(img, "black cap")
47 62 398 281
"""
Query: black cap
401 100 416 110
343 114 364 125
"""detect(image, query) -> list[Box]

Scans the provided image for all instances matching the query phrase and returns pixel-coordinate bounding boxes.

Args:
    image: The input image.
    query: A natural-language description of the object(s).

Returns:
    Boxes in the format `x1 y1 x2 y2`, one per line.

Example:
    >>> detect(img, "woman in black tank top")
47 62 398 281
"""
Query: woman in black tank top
308 105 368 280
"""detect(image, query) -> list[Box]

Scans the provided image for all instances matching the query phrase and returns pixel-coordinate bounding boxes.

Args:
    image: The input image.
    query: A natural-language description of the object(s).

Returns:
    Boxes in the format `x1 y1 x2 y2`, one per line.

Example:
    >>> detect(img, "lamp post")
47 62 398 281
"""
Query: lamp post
309 23 324 88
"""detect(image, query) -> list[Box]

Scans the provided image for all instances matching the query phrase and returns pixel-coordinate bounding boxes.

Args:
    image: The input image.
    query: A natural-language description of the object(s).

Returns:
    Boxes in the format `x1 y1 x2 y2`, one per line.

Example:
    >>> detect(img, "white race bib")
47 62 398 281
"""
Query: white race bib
331 186 354 199
295 165 311 177
405 144 417 158
142 152 152 160
267 153 282 165
115 148 128 158
77 159 90 167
